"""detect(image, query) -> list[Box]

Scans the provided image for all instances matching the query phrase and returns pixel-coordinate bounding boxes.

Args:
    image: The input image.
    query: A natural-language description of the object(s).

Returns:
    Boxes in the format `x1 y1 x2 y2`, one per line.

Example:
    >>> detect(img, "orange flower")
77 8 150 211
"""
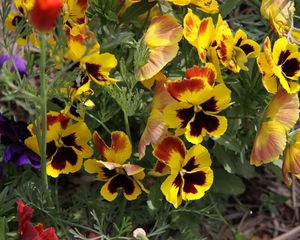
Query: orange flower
29 0 63 32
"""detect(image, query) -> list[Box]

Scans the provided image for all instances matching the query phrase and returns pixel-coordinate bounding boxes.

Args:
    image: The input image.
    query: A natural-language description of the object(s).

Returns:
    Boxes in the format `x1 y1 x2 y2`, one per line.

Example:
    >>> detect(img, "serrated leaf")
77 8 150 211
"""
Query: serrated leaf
121 1 157 22
212 169 245 195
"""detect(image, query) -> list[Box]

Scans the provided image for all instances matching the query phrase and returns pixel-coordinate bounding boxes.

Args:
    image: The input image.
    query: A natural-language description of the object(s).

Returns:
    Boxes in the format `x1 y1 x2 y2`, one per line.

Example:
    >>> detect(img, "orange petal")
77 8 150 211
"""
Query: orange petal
152 136 185 170
265 87 299 130
250 121 286 166
167 79 212 104
282 132 300 185
138 79 176 159
185 63 216 86
139 45 179 81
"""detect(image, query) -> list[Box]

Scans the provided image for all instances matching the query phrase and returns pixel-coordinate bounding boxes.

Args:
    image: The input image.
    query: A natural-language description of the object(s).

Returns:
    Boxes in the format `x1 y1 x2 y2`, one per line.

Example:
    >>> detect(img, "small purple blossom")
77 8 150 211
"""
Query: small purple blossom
0 113 40 168
0 54 27 77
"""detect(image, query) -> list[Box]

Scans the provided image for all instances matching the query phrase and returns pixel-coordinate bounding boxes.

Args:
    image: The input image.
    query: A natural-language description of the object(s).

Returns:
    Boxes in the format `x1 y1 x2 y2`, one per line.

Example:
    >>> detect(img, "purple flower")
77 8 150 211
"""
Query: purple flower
0 113 40 168
0 54 27 77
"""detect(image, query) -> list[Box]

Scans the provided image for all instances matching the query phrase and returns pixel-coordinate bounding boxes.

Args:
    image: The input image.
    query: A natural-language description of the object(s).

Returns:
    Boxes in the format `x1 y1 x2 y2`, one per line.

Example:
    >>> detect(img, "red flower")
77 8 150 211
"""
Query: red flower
29 0 63 32
17 200 58 240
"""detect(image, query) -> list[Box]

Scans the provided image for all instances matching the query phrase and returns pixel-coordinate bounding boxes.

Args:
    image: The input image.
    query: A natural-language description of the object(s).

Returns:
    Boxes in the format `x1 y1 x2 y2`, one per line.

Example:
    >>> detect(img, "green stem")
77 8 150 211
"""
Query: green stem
39 34 49 194
123 110 131 140
85 111 111 134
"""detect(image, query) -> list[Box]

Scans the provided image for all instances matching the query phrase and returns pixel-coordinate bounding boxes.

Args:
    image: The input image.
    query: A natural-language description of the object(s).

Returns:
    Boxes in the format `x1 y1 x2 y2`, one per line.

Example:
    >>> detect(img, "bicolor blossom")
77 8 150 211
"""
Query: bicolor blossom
260 0 299 41
66 24 118 85
25 112 93 177
5 0 38 46
84 131 146 201
257 37 300 94
183 9 259 80
153 136 213 208
250 87 299 166
164 65 231 144
138 14 182 81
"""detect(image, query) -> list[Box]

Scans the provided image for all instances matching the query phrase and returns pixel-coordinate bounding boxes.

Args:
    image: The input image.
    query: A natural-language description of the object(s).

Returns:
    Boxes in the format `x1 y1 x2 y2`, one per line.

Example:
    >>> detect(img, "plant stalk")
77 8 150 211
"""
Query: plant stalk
39 34 49 193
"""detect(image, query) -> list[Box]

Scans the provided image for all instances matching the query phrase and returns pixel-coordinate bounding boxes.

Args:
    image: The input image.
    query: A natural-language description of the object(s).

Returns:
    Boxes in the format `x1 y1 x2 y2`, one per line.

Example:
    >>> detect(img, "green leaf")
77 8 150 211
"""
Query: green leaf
213 144 236 174
0 217 5 240
212 169 245 195
121 1 157 22
220 0 242 18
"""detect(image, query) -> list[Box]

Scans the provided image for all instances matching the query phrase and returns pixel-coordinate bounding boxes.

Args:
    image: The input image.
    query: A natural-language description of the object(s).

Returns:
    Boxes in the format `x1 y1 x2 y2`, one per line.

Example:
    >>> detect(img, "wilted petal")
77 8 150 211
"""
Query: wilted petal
265 87 299 130
250 120 286 166
139 45 179 81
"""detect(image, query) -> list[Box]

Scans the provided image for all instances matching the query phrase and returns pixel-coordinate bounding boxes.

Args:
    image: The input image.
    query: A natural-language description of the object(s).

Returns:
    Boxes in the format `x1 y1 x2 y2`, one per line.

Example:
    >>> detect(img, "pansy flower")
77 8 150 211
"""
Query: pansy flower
257 37 300 94
282 131 300 185
138 14 182 81
164 66 231 144
17 200 58 240
168 0 219 13
25 112 93 177
250 87 299 166
5 0 38 46
66 24 118 85
0 113 40 168
63 0 88 26
260 0 295 38
84 131 146 201
0 54 27 77
217 29 260 73
153 136 213 208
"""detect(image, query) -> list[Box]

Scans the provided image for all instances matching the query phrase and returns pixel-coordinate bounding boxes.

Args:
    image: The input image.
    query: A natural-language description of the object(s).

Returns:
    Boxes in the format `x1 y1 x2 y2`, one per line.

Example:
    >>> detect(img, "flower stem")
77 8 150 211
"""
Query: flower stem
123 110 131 140
39 34 49 194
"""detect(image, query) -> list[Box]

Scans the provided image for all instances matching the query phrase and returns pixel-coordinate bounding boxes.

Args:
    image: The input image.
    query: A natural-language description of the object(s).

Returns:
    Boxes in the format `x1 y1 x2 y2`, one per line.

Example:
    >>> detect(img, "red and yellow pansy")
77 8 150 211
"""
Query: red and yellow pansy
25 112 93 177
84 131 147 201
153 136 213 208
164 65 231 144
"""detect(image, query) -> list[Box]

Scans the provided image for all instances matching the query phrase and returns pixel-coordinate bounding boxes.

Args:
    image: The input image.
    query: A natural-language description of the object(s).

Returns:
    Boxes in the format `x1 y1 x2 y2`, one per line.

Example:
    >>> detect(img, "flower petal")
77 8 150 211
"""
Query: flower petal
186 113 227 144
161 173 183 208
84 159 117 181
250 120 286 166
47 147 82 178
101 175 142 201
283 142 300 185
139 45 179 81
144 14 182 48
167 79 212 104
183 144 212 170
181 167 213 201
152 136 185 171
265 87 299 130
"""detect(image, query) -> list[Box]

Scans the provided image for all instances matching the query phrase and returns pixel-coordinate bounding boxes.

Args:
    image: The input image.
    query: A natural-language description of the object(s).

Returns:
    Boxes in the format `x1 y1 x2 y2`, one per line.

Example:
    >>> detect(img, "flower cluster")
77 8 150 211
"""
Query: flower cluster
2 0 300 220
